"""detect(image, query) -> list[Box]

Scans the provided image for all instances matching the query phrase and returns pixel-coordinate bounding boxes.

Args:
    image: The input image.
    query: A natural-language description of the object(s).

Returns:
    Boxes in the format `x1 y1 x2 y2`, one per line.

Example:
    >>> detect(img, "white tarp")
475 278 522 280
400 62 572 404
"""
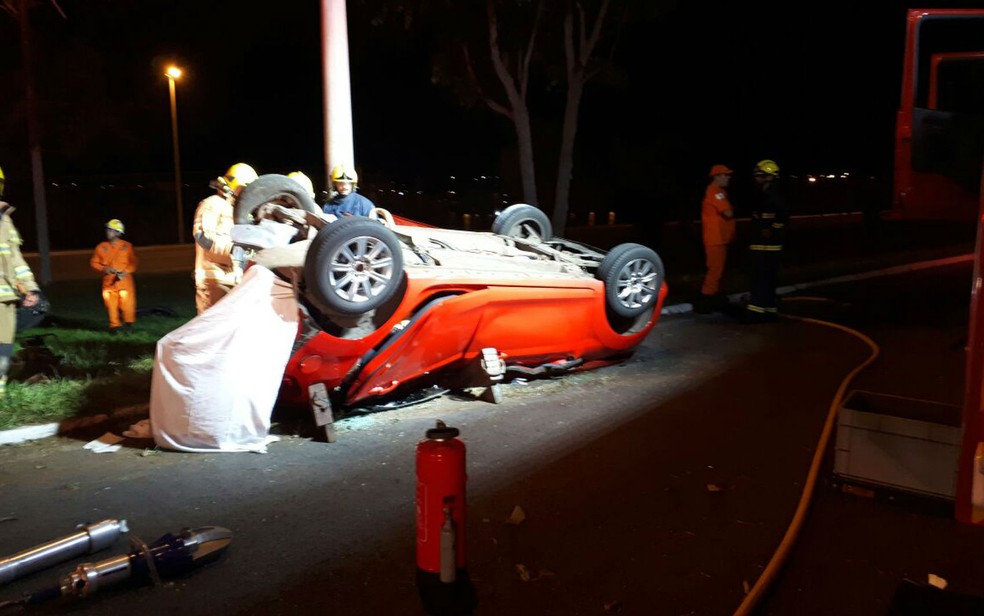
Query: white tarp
150 265 299 453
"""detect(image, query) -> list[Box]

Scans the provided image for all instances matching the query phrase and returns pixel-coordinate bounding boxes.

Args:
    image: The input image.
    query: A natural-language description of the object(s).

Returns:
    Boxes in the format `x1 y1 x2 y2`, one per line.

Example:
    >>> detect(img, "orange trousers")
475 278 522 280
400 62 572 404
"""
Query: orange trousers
102 283 136 328
701 244 729 295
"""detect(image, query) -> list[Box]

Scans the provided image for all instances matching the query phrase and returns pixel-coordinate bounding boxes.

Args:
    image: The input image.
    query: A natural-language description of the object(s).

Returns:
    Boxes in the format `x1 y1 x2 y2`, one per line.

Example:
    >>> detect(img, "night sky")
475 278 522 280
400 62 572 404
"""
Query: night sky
0 0 980 246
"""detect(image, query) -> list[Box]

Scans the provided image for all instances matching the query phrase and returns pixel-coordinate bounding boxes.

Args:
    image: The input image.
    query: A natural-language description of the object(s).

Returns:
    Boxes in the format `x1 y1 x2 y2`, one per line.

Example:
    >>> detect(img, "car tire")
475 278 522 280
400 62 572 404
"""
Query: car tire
304 217 406 316
596 243 664 318
491 204 552 242
234 174 321 224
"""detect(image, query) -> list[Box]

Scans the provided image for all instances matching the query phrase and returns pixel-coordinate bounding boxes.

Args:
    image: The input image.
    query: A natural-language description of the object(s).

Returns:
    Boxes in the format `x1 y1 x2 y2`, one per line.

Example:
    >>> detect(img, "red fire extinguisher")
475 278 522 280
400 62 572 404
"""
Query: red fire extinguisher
416 420 477 616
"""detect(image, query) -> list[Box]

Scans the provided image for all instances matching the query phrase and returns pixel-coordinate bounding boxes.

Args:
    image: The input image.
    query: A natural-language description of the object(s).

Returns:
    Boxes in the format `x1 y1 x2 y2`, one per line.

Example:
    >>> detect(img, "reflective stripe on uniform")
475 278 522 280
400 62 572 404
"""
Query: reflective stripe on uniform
195 231 214 251
760 213 776 219
746 304 778 314
750 244 783 251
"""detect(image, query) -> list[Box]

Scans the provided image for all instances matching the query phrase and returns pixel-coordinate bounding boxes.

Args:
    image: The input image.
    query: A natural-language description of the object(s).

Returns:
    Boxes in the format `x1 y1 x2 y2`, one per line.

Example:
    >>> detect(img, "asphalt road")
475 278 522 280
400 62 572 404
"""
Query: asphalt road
0 261 982 615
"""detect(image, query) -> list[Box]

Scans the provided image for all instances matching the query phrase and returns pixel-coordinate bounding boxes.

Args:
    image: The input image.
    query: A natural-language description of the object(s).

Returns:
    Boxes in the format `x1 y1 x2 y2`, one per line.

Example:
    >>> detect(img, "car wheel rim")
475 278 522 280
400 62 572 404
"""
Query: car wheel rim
615 258 658 310
328 235 396 304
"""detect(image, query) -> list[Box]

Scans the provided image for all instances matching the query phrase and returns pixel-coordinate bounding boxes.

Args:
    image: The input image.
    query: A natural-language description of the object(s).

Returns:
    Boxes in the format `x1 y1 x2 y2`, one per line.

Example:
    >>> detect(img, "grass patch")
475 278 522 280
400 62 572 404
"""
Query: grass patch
0 272 195 430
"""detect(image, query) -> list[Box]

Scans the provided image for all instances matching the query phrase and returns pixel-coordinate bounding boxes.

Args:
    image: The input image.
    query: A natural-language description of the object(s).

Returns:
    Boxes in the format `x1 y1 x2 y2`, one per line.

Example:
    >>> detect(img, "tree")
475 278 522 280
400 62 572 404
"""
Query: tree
428 0 545 207
419 0 668 234
552 0 613 234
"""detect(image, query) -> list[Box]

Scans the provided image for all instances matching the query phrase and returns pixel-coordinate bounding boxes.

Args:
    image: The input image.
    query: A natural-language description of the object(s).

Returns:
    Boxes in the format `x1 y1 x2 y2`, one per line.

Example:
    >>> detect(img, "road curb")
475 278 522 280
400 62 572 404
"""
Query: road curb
0 422 59 445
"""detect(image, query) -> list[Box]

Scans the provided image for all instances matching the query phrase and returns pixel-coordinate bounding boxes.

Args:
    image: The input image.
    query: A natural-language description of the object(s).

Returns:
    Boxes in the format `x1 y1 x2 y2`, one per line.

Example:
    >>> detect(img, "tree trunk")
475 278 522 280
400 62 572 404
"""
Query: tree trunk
552 78 584 236
512 105 538 205
17 0 51 285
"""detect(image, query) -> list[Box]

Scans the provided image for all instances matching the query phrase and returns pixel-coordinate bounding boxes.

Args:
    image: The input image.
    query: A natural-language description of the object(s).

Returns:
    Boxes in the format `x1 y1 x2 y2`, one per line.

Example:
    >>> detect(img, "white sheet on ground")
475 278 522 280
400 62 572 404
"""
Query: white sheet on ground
150 265 299 453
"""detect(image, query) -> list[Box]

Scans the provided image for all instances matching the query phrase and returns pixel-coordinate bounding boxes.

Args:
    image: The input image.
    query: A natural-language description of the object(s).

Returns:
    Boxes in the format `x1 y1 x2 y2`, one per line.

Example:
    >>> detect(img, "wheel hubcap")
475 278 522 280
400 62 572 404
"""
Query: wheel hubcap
616 258 658 310
329 235 395 304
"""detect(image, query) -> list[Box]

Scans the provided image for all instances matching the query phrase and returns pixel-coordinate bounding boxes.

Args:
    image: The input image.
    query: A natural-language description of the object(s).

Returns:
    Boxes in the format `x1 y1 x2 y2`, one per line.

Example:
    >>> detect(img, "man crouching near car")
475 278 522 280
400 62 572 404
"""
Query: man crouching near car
0 165 41 397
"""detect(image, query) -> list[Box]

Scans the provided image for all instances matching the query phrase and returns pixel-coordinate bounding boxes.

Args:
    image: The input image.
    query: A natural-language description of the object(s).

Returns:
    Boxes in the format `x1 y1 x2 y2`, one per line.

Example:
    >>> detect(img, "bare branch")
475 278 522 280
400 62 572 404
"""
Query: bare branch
1 0 68 19
486 0 523 109
49 0 66 19
519 0 544 96
580 0 609 67
463 43 511 118
569 0 612 83
563 9 575 81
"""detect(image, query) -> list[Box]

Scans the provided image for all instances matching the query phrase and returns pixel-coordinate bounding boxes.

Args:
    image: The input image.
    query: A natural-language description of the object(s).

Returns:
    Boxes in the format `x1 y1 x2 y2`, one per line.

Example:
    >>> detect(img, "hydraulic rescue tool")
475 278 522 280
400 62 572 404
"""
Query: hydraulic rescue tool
0 526 232 610
0 519 128 586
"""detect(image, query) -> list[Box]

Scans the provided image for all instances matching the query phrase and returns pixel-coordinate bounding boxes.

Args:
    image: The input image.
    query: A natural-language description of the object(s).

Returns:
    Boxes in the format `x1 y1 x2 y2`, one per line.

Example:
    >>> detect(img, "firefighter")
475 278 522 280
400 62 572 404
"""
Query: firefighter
287 171 316 200
695 164 736 314
0 165 41 397
90 219 138 333
322 164 375 217
193 162 258 314
744 159 788 323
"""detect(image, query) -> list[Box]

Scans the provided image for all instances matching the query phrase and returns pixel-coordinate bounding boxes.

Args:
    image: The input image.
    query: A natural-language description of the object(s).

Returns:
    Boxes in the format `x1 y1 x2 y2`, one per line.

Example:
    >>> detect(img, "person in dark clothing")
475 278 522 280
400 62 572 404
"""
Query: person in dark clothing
743 159 788 323
322 164 376 218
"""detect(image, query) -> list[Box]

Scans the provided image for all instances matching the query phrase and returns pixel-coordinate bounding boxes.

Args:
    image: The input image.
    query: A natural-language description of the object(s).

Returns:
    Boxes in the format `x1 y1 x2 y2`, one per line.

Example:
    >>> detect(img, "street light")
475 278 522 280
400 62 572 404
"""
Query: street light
165 65 185 243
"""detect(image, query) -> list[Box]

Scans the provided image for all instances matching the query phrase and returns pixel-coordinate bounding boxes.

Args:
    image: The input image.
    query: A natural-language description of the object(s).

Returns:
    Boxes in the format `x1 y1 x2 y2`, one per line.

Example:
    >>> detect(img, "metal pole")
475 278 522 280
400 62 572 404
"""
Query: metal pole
321 0 355 186
168 76 185 244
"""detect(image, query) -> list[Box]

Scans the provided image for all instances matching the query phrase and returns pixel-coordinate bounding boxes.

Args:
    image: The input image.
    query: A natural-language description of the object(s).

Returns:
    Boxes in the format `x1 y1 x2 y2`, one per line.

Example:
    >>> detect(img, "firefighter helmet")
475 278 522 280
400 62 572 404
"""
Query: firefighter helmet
223 163 259 191
106 219 125 234
288 171 315 198
330 164 358 186
753 159 780 177
0 164 5 197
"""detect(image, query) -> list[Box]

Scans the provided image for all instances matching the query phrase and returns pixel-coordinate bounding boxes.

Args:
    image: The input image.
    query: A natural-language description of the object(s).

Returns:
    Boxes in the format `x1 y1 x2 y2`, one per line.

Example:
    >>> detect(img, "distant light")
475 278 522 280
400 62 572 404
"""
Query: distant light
449 175 456 180
397 191 405 196
808 177 817 183
165 66 182 79
826 174 835 179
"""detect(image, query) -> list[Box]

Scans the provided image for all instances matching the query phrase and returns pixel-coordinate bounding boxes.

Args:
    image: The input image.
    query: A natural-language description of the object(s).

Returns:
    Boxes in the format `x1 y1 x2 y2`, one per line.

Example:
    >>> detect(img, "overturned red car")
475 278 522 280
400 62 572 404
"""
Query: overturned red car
231 174 668 415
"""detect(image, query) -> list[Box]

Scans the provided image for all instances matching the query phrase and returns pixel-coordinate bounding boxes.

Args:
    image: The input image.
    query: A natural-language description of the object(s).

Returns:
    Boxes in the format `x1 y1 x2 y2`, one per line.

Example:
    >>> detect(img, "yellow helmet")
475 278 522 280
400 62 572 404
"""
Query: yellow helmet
753 159 780 177
106 218 125 234
0 164 5 197
288 171 315 198
330 164 358 185
223 163 259 191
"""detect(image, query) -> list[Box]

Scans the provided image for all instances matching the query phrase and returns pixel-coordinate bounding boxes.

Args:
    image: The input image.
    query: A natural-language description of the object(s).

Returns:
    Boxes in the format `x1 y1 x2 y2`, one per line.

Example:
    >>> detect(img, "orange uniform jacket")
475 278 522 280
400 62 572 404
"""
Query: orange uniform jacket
90 239 138 291
701 183 735 246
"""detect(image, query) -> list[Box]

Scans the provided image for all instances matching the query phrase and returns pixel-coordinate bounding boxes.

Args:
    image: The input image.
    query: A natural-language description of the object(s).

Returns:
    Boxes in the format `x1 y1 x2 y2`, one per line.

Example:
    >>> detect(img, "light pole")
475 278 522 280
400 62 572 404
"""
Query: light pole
165 65 185 243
